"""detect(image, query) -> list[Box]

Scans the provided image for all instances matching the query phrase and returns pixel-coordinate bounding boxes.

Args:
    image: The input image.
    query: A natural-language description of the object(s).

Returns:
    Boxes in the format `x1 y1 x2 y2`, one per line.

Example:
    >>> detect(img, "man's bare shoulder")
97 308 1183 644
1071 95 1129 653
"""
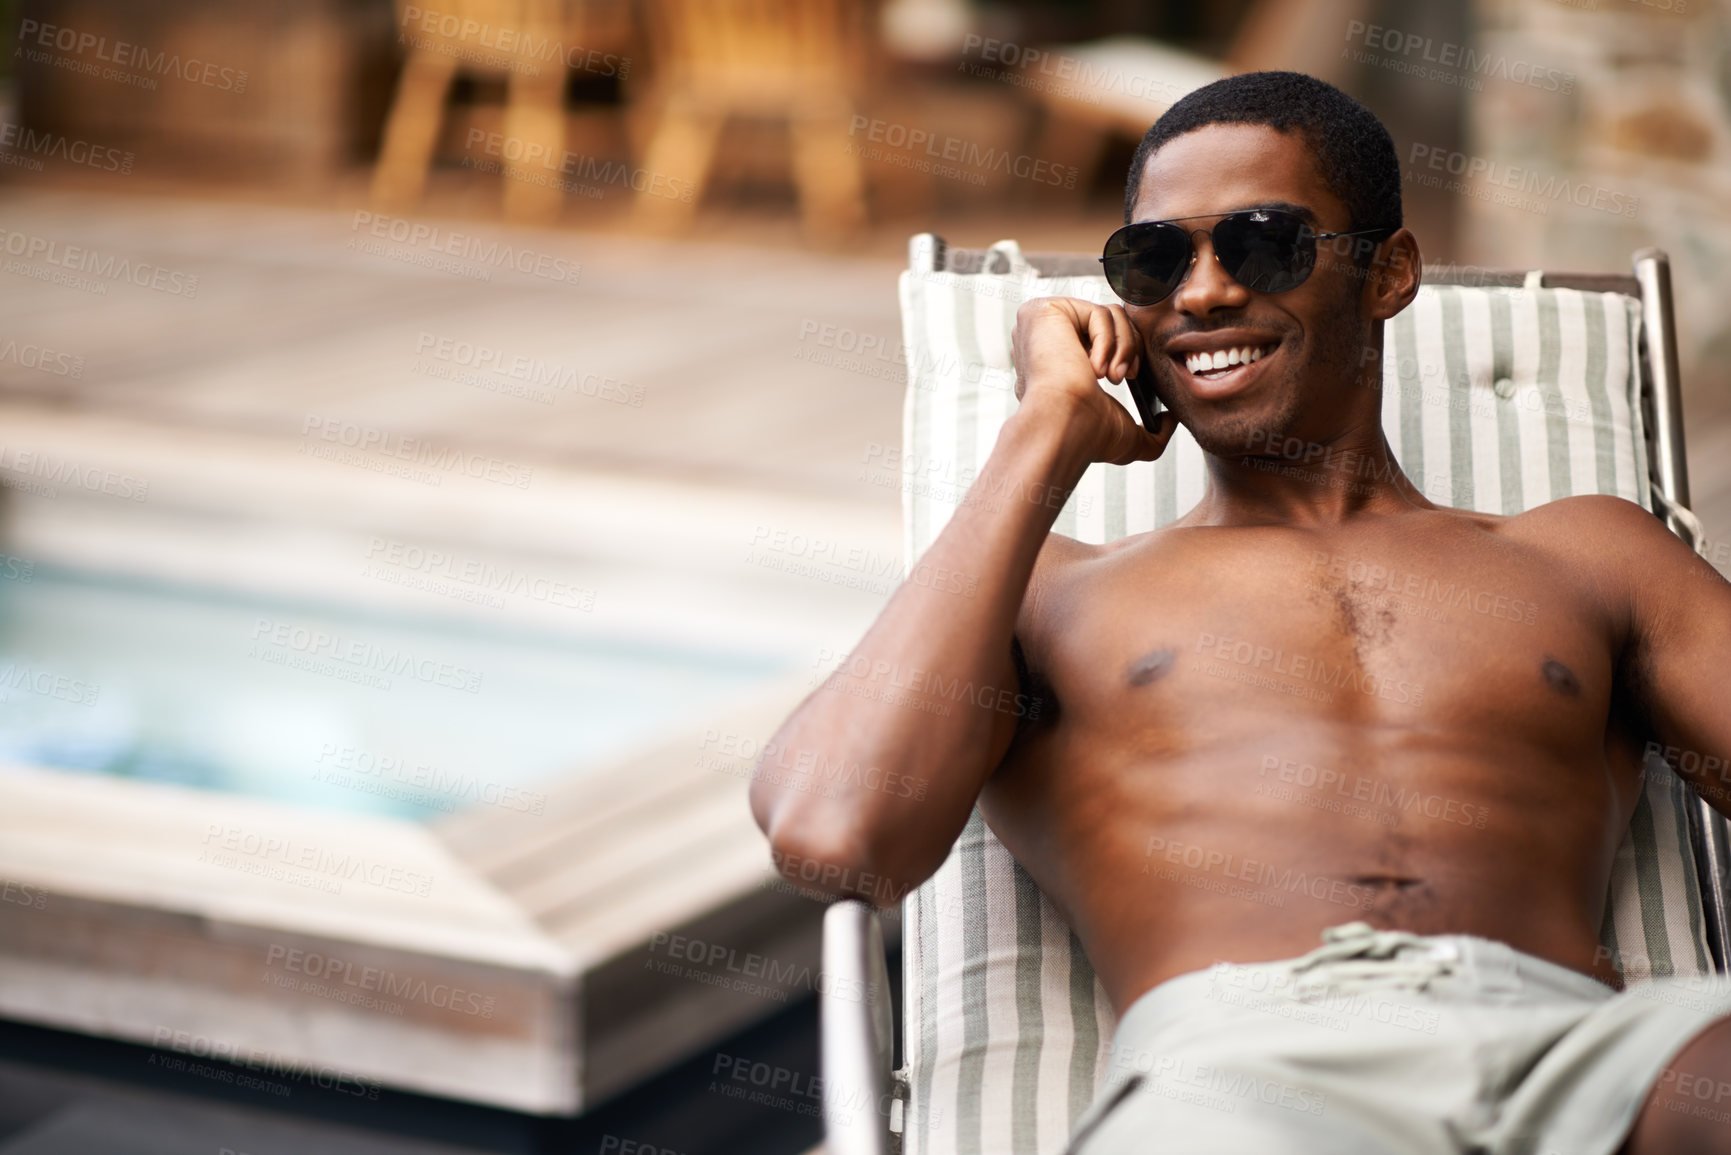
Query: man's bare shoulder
1403 493 1661 550
1501 492 1654 527
1461 493 1712 615
1493 493 1680 557
1027 523 1184 581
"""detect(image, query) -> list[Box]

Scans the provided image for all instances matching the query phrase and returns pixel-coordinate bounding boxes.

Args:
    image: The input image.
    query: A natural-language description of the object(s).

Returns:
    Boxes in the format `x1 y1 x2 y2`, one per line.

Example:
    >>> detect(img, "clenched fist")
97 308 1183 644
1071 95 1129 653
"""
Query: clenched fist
1010 297 1178 467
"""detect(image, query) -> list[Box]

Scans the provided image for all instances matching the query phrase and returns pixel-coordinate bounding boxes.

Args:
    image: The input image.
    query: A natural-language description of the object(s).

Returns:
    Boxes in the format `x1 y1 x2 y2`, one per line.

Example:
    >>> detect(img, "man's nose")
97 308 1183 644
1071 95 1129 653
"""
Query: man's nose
1171 230 1252 315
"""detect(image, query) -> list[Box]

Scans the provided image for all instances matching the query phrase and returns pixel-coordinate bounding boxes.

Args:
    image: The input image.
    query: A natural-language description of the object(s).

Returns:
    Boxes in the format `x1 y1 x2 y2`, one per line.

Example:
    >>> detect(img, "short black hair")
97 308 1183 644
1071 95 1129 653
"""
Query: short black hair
1124 71 1401 238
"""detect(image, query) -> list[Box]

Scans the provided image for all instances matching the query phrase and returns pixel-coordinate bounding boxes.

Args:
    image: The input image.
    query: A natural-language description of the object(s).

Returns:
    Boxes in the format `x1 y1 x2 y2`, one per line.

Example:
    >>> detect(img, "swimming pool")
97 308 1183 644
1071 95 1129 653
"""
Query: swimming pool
0 566 787 821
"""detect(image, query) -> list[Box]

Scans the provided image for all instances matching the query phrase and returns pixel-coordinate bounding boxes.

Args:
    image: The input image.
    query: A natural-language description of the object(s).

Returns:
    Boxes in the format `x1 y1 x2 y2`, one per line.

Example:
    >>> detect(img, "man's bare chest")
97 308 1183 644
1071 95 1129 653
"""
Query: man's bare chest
1023 521 1614 742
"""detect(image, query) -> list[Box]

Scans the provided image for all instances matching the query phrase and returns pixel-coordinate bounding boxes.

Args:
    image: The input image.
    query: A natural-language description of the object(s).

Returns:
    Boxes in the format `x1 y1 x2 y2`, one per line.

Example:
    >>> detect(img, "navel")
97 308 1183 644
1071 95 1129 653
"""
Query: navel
1127 648 1176 687
1541 657 1581 698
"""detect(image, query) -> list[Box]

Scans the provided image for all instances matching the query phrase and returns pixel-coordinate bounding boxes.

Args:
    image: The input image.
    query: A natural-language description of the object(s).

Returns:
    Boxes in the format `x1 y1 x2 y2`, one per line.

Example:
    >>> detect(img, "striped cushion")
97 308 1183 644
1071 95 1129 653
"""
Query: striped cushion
898 240 1711 1155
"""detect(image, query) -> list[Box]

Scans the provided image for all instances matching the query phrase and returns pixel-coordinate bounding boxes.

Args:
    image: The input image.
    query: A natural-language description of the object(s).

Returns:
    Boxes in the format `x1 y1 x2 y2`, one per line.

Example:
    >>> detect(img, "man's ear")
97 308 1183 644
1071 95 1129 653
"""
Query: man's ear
1365 228 1422 322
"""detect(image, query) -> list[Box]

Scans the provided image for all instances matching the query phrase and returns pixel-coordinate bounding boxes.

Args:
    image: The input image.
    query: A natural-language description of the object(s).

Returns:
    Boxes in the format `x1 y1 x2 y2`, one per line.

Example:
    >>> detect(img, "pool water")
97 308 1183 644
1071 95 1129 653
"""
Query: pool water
0 566 786 820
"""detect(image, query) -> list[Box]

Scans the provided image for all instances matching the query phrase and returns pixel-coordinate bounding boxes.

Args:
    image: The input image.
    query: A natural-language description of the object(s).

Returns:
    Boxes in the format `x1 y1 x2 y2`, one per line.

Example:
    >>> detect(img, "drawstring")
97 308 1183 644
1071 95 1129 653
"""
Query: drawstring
1288 921 1461 996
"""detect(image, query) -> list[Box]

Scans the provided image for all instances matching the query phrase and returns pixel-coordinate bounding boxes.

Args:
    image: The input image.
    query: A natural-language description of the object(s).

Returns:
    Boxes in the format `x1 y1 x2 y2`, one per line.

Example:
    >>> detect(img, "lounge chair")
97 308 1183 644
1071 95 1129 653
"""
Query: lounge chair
819 234 1727 1155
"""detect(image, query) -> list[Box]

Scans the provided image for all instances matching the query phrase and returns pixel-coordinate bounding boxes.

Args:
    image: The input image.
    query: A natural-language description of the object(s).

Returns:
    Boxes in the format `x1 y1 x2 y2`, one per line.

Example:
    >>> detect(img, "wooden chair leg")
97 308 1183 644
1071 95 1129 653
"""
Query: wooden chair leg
630 95 723 232
502 69 568 225
371 47 459 212
789 102 868 238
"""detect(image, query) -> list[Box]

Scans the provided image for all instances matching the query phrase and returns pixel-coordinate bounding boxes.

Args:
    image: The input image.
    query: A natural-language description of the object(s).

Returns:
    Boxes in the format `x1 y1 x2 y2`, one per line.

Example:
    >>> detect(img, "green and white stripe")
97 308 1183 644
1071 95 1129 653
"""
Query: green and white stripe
898 241 1702 1155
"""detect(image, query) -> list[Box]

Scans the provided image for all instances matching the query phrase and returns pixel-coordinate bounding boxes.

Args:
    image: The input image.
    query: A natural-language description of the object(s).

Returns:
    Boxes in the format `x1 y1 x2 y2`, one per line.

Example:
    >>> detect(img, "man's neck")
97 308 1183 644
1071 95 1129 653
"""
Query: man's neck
1187 426 1433 527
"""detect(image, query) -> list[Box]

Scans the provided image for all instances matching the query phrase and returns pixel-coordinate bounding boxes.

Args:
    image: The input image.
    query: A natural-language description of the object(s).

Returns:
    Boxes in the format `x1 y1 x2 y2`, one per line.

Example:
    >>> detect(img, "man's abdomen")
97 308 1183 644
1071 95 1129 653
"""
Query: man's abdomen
982 723 1637 1016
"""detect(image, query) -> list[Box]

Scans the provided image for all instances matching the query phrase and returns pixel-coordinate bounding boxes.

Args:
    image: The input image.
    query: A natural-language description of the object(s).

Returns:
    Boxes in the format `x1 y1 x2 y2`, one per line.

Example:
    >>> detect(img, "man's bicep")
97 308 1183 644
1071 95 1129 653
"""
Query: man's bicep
997 533 1073 768
986 539 1071 775
982 637 1048 776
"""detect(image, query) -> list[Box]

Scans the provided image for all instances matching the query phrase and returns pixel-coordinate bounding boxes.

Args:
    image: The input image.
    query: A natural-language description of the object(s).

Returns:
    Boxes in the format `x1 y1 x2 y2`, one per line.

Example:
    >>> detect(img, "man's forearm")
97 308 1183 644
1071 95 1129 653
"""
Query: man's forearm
750 397 1092 900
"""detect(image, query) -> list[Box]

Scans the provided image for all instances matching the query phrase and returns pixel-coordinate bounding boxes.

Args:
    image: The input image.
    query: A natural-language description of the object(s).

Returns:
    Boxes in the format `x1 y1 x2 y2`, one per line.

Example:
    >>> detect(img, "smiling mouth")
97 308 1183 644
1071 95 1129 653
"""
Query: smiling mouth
1182 343 1277 379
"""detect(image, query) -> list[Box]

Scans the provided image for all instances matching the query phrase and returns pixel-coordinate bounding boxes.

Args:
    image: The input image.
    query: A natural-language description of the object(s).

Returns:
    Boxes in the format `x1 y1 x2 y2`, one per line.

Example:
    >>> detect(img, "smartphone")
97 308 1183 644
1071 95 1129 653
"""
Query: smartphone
1126 351 1163 431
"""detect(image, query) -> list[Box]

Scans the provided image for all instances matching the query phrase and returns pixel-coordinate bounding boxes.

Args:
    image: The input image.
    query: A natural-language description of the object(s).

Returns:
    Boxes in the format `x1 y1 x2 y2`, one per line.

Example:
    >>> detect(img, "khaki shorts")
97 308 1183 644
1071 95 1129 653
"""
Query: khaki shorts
1067 921 1731 1155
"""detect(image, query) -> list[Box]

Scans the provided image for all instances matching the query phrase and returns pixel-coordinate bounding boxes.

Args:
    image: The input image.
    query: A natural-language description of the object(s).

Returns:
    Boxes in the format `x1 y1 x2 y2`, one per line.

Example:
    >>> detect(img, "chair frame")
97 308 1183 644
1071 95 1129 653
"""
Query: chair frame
819 240 1731 1155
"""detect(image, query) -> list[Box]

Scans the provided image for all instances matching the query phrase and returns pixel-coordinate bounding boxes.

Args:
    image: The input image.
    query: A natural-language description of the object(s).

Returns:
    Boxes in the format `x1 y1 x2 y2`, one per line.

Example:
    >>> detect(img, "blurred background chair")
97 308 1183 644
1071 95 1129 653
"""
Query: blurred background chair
1024 0 1373 208
820 232 1721 1155
372 0 626 222
629 0 876 237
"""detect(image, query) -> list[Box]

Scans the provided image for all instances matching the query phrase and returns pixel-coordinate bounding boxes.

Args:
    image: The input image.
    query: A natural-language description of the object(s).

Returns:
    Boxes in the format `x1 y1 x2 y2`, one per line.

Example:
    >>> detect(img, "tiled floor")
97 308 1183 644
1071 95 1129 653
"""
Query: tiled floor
0 186 910 499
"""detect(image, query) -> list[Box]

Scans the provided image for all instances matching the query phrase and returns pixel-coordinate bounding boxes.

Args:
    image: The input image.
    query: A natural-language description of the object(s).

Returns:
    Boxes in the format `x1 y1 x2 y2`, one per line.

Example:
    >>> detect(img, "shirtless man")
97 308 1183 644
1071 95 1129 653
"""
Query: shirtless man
751 71 1731 1153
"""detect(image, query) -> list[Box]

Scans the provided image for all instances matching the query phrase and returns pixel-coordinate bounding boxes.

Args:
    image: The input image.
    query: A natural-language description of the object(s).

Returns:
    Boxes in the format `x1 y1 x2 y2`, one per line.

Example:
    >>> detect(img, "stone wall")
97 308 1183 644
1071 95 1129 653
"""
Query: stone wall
1467 0 1731 406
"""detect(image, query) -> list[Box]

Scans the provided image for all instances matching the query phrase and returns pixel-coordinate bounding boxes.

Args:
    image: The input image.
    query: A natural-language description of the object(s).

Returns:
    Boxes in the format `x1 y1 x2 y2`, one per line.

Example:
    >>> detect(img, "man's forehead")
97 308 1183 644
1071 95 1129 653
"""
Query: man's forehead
1129 123 1338 224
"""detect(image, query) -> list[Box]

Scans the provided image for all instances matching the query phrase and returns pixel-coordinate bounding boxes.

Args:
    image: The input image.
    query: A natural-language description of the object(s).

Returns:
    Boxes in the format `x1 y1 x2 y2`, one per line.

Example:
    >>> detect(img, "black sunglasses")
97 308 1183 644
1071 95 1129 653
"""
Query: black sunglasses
1099 209 1391 306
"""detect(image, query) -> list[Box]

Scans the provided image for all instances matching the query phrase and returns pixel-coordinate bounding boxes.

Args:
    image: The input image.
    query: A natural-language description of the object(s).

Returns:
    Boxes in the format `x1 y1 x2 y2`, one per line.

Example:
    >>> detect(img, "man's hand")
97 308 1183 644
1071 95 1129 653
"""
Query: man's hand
1011 297 1178 467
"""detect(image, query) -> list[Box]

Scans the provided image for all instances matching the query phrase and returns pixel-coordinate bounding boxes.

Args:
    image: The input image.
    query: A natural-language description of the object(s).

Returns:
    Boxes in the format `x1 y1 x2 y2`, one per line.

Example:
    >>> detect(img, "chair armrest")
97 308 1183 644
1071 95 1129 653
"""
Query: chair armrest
822 898 897 1155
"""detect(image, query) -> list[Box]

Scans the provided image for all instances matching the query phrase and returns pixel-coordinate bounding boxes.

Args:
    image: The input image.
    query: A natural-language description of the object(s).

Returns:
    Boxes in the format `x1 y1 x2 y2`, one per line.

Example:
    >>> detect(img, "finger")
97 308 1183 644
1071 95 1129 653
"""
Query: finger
1111 411 1180 466
1108 307 1138 382
1095 306 1121 382
1152 410 1180 450
1086 306 1114 380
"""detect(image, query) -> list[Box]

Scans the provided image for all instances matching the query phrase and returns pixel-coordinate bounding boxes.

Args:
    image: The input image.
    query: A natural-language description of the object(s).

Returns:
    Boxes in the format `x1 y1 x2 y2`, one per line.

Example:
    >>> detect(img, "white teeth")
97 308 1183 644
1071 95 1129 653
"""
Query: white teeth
1185 344 1271 375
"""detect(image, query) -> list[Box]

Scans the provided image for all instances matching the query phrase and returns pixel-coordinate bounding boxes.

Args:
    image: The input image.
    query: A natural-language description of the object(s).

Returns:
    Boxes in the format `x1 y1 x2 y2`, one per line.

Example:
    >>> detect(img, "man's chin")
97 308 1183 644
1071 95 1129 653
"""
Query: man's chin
1151 372 1304 458
1161 405 1290 460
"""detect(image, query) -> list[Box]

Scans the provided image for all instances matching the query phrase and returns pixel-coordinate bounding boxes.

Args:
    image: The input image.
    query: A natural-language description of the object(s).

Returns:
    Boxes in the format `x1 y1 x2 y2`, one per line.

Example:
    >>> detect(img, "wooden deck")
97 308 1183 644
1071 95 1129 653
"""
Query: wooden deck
0 673 823 1115
435 675 826 1108
0 761 579 1112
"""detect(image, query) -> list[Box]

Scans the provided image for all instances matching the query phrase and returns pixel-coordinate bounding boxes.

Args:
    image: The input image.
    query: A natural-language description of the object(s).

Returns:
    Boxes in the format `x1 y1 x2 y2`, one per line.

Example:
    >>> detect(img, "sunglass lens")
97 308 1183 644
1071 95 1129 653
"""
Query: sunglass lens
1215 211 1312 293
1104 223 1191 305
